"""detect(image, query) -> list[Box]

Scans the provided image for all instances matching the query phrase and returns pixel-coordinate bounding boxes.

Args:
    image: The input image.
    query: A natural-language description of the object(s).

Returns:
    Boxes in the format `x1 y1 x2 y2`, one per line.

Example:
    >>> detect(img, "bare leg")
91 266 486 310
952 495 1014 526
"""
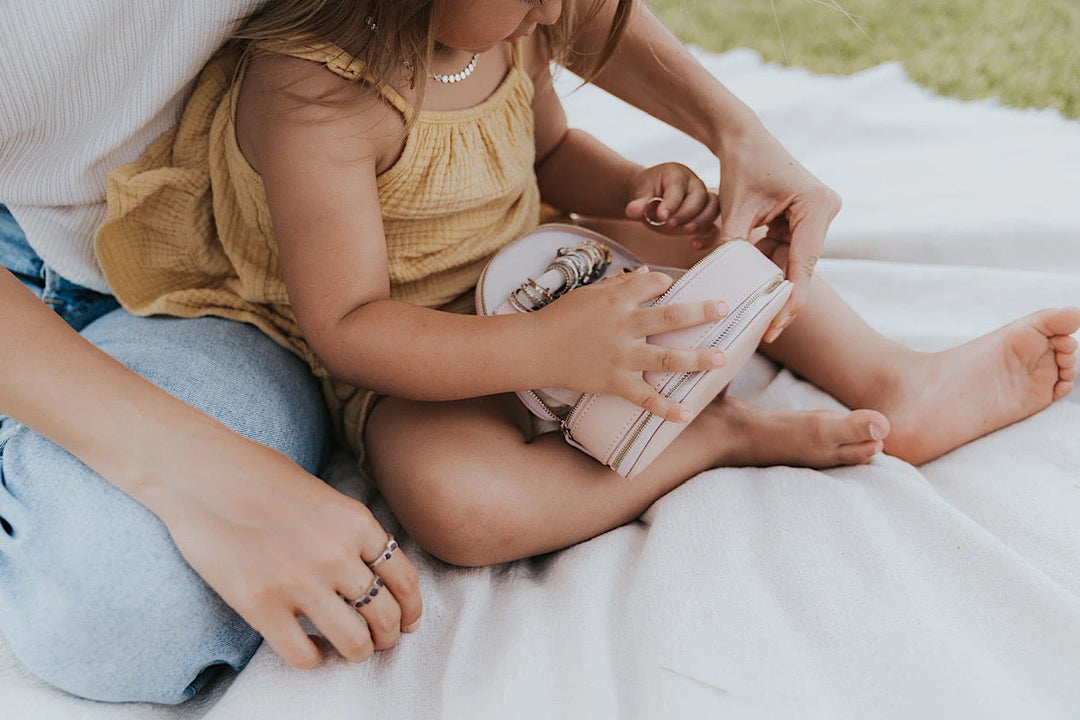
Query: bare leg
366 393 885 566
761 278 1080 463
575 216 1080 465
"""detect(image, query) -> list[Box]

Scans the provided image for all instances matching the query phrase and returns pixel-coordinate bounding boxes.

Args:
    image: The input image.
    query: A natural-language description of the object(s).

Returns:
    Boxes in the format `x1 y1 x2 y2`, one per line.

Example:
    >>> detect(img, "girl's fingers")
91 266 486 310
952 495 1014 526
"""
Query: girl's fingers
665 183 710 226
624 379 693 422
684 192 721 232
630 344 727 375
634 299 729 337
598 267 673 302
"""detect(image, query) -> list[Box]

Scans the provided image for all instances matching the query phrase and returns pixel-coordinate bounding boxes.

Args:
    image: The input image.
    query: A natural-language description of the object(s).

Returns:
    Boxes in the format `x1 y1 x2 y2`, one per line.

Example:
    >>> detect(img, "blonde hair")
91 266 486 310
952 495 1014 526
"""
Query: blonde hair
233 0 634 97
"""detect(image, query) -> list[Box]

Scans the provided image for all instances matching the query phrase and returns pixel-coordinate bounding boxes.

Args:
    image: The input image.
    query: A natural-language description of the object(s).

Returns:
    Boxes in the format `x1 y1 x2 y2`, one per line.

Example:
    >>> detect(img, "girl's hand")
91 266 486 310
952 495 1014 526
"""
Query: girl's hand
623 162 721 236
158 436 423 669
535 266 729 421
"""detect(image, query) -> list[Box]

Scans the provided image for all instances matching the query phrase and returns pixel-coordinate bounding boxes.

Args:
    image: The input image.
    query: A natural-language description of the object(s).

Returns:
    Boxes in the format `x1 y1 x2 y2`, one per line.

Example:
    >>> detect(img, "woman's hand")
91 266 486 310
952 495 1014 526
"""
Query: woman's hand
704 120 842 342
535 266 729 421
623 162 721 236
158 436 423 669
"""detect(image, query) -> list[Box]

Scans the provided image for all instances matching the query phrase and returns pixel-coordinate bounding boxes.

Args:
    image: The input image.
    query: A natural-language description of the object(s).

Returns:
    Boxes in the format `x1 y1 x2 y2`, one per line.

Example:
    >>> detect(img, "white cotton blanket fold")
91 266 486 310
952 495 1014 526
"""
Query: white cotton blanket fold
4 48 1079 719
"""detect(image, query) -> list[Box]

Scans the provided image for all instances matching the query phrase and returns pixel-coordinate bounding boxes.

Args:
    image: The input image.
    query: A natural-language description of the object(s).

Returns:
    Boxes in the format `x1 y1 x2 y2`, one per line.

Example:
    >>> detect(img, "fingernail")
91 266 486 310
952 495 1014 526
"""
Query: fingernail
404 619 422 634
712 350 726 367
633 265 649 273
691 240 703 249
869 423 885 440
763 327 781 343
675 407 693 422
684 222 697 232
716 301 729 316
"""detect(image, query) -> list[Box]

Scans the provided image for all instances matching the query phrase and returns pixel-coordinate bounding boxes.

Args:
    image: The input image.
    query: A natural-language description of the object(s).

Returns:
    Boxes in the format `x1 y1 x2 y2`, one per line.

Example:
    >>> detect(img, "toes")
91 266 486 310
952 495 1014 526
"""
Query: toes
1051 335 1078 353
1059 356 1077 382
1032 307 1080 338
841 409 890 444
837 440 883 465
1054 380 1074 400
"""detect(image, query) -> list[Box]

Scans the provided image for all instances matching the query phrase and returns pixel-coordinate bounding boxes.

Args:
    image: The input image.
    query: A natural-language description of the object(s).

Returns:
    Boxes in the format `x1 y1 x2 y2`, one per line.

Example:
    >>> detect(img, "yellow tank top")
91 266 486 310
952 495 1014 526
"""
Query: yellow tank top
95 42 541 459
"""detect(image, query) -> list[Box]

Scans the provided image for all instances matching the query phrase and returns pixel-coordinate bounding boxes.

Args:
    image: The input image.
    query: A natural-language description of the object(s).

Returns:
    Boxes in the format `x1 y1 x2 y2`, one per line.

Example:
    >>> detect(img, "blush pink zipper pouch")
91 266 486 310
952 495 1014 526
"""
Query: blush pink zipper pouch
476 223 791 479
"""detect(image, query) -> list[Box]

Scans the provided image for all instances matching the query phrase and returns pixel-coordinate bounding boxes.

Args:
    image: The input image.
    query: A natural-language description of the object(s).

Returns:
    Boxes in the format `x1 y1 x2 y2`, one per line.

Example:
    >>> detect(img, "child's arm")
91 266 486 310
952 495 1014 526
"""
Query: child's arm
528 41 719 235
239 54 727 422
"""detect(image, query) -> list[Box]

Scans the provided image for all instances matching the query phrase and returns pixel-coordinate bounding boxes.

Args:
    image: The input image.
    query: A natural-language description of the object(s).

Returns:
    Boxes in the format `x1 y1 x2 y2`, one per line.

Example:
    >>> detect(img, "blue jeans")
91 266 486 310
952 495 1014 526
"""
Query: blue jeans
0 205 332 703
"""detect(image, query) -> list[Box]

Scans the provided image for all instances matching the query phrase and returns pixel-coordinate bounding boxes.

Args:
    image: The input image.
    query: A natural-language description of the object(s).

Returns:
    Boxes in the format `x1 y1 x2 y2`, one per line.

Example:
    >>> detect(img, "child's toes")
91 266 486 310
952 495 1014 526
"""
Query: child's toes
1054 380 1075 400
1051 334 1078 354
845 408 890 443
838 440 883 465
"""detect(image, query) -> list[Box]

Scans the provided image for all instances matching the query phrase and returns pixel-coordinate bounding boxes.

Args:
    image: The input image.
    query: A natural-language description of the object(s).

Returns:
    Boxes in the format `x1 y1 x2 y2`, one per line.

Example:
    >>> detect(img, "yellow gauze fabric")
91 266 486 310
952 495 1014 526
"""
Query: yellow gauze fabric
95 42 541 459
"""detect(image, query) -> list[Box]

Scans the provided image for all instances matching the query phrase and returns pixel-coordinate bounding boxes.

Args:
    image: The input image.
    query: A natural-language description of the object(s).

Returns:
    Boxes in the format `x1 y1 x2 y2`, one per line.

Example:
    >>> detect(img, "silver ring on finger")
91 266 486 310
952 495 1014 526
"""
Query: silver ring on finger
346 576 385 611
367 534 399 569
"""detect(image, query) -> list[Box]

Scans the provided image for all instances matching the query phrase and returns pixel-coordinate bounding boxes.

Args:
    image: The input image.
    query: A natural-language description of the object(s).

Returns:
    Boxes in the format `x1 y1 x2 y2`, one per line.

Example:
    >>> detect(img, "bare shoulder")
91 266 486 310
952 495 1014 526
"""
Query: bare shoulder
236 51 405 173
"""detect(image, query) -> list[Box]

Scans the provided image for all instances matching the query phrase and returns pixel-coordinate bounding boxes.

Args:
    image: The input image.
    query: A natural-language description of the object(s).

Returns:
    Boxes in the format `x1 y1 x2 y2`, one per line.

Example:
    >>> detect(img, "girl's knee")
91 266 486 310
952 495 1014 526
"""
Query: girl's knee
383 458 530 567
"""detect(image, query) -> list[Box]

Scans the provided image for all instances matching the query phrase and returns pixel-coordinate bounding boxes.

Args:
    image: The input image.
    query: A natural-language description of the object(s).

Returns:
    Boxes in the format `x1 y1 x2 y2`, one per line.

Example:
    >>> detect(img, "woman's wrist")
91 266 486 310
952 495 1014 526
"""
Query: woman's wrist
702 96 763 159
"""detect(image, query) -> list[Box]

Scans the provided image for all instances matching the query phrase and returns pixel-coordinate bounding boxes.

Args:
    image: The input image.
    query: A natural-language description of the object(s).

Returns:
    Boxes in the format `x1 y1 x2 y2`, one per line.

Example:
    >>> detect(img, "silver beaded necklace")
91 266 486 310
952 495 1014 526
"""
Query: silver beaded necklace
429 52 480 84
365 16 479 85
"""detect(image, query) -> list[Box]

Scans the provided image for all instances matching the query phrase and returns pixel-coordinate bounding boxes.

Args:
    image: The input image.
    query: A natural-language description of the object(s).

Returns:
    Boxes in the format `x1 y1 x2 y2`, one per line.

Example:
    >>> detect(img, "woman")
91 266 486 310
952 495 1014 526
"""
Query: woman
0 0 841 703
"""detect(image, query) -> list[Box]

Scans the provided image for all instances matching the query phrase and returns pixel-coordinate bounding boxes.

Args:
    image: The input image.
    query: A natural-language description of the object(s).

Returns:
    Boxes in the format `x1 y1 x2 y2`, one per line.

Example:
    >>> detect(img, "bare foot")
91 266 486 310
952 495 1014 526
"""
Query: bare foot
876 307 1080 465
702 395 890 468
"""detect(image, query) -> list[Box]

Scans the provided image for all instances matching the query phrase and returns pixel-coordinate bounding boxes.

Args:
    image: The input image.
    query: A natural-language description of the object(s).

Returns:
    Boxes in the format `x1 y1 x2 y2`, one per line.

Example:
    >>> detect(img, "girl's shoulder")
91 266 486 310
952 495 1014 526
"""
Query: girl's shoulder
235 49 405 175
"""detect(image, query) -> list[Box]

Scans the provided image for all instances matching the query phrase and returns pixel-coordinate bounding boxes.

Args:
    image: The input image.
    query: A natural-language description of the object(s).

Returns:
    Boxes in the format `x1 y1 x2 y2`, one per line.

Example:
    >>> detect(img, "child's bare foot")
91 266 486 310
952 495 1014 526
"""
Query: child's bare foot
876 307 1080 465
703 396 889 468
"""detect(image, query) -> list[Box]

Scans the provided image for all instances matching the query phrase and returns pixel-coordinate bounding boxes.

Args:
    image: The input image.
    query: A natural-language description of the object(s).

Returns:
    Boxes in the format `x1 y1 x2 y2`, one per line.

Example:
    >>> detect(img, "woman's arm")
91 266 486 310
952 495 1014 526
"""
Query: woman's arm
567 0 842 340
530 49 719 233
0 267 423 667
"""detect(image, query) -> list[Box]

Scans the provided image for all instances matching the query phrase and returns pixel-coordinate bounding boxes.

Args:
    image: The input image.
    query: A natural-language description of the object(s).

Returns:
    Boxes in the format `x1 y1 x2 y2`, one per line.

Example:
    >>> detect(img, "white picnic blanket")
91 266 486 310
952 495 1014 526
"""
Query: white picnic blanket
4 47 1079 719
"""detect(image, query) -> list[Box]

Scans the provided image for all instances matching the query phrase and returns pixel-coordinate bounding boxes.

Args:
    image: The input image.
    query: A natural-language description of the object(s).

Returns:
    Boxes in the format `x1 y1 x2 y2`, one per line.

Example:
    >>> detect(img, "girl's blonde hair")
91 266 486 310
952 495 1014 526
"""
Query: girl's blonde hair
233 0 634 95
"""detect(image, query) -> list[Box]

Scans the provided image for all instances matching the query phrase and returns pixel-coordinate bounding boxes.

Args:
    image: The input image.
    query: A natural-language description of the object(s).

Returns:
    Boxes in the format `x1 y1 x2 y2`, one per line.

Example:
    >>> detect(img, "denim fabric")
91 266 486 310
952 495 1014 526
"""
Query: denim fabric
0 204 332 703
0 205 120 331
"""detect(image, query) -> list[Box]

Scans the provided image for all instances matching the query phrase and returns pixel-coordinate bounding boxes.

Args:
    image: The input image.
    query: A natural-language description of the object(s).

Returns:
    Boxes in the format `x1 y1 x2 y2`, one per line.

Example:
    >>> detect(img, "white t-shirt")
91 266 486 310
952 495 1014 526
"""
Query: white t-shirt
0 0 262 292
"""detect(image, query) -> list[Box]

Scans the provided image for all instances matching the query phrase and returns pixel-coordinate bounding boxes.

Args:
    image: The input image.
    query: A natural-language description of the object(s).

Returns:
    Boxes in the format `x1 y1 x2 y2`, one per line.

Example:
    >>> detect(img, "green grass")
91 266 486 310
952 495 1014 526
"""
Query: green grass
646 0 1080 118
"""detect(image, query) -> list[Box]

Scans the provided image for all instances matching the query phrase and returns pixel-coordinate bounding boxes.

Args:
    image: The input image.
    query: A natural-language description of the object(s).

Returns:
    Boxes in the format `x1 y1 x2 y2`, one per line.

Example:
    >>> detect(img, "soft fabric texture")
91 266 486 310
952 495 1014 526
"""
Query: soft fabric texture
0 0 262 293
96 41 539 456
3 48 1080 719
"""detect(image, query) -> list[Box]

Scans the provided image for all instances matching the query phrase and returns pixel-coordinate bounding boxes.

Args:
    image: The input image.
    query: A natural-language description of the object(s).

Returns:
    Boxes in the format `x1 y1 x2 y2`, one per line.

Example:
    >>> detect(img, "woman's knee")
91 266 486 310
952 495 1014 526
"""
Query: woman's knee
82 311 330 472
0 425 260 703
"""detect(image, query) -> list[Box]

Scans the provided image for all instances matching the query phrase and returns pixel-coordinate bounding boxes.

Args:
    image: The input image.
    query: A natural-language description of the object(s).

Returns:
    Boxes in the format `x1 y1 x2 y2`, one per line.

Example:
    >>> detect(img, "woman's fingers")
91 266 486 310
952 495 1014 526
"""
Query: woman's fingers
360 534 423 634
253 606 324 670
309 584 378 662
340 569 401 652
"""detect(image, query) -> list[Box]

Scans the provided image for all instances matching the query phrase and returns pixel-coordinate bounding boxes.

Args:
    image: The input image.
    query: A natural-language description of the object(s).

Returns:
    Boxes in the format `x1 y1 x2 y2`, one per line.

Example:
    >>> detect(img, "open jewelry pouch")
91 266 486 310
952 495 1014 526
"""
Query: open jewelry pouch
476 223 792 479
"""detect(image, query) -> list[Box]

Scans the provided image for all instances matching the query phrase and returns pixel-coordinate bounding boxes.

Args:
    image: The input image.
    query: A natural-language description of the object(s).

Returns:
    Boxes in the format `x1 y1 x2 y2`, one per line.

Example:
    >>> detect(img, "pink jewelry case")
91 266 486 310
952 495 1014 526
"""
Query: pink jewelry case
476 223 791 479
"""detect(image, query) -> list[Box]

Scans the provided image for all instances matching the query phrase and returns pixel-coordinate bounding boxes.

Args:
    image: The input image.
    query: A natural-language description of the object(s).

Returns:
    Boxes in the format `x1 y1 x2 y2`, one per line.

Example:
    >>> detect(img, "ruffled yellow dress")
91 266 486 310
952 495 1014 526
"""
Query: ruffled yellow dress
95 42 541 462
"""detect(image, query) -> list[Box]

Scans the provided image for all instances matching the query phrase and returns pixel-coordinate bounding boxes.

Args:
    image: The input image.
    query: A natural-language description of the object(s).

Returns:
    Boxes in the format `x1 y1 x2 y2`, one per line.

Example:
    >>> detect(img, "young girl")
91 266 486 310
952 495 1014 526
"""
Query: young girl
93 0 1077 677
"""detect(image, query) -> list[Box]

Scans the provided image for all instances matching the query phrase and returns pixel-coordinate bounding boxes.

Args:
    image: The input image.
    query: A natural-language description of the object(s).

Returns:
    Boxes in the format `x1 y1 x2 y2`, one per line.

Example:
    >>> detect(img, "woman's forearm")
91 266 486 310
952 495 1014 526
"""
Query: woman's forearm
570 0 762 155
0 267 252 513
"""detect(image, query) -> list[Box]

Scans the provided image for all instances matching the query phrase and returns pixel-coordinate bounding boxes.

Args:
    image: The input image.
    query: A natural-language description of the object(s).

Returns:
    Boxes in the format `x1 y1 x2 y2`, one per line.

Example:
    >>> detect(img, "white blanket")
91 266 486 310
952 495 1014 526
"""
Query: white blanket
5 48 1080 719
